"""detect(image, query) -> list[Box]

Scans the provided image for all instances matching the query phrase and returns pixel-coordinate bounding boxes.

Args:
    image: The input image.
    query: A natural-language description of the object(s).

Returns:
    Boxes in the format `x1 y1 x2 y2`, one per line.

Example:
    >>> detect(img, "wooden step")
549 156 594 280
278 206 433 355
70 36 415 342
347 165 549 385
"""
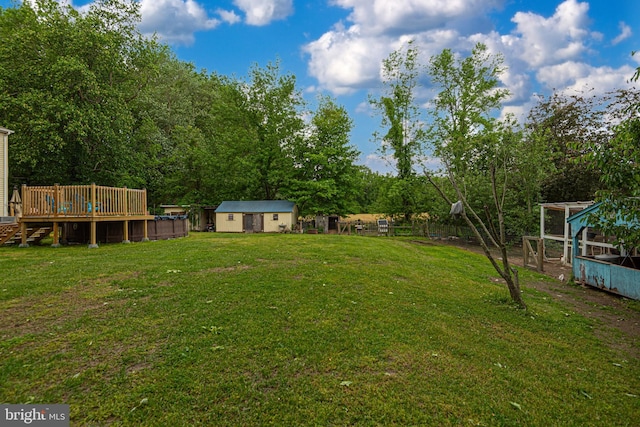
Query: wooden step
3 225 53 246
0 223 20 246
28 227 53 244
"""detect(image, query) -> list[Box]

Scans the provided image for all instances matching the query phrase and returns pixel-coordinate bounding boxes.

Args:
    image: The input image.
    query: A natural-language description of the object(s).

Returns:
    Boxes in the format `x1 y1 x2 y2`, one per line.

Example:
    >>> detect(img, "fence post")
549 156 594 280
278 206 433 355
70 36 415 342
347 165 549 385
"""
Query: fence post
537 238 544 272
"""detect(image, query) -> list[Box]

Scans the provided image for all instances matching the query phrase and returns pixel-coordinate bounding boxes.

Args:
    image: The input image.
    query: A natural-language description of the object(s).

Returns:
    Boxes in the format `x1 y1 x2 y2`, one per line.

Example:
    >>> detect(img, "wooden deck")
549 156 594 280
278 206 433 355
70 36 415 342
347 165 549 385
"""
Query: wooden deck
18 184 154 247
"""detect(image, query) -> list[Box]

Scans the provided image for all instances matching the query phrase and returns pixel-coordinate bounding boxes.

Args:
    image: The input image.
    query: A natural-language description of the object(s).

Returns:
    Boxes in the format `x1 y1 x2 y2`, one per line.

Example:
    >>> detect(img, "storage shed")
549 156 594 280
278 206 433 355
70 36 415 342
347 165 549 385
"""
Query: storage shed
567 202 640 300
215 200 297 233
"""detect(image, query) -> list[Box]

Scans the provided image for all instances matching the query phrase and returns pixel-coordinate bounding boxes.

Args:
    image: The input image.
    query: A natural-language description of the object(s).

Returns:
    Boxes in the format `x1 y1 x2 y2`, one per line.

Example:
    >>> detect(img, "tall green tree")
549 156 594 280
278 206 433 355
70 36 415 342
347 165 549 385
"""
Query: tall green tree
584 86 640 251
285 95 360 217
245 61 305 200
526 91 605 202
424 43 527 309
350 167 392 214
370 40 425 221
130 52 217 206
205 74 263 202
0 0 161 187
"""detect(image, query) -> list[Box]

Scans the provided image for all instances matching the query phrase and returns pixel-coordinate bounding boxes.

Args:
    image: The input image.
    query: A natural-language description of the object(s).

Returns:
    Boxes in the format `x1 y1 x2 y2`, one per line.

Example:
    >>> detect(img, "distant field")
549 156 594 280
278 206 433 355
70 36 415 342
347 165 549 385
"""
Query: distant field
1 233 638 426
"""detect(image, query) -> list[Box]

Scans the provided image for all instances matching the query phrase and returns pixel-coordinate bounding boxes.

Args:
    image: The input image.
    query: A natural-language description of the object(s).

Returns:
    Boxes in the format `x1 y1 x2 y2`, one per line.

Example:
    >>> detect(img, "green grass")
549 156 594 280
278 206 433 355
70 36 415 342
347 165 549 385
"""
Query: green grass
1 233 638 426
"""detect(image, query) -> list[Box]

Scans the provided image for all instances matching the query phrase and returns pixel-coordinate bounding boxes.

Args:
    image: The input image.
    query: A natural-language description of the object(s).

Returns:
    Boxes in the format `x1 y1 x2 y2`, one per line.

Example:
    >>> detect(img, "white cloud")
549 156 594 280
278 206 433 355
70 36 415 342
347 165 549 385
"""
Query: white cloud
612 22 632 45
331 0 499 36
304 0 505 95
510 0 592 68
233 0 293 26
535 61 636 97
138 0 220 45
304 24 389 94
535 61 591 90
541 63 636 97
217 9 242 25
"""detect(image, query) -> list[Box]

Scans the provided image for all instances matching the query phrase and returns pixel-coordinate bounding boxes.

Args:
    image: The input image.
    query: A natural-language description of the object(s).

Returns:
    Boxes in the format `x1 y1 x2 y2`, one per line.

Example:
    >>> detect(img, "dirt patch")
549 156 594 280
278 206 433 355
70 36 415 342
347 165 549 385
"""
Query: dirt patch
430 239 640 360
0 284 117 337
0 271 141 338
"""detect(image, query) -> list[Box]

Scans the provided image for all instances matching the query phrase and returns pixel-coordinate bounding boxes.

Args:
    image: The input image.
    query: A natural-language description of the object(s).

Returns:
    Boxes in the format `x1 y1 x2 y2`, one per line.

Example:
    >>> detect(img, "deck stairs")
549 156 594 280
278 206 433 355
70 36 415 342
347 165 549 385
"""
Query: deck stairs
0 223 20 246
1 223 53 246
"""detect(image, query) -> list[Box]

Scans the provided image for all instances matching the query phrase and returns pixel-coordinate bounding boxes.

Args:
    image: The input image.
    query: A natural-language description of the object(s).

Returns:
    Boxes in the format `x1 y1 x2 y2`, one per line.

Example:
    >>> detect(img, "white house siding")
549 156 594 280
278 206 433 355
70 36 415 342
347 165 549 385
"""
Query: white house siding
0 128 12 217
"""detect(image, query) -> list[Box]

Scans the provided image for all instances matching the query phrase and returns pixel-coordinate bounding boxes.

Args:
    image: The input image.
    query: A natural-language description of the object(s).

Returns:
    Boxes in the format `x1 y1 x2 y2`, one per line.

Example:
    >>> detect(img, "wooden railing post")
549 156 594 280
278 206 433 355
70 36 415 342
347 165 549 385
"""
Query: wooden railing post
21 184 27 216
91 183 96 219
54 183 60 218
123 186 128 216
89 183 98 248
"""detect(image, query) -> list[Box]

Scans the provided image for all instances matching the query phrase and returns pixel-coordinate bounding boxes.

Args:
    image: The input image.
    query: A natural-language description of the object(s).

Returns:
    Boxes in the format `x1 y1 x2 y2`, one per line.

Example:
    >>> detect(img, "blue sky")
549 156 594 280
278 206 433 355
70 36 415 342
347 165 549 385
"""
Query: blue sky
3 0 639 174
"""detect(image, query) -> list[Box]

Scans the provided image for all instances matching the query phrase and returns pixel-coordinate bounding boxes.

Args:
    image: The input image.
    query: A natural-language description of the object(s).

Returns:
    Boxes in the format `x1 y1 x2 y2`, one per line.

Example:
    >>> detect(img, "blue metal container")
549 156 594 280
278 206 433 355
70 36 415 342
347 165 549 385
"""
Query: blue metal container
567 202 640 300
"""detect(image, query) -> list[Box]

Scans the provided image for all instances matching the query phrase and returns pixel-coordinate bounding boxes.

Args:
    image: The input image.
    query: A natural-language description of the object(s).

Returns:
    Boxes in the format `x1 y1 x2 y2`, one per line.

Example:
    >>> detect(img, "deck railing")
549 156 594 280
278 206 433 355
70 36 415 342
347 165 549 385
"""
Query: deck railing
21 184 149 218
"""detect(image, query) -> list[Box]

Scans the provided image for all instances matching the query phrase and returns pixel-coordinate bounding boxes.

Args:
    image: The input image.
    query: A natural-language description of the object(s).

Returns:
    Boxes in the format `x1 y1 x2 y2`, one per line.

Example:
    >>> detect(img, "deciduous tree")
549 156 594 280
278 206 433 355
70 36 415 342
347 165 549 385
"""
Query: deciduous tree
245 61 305 200
424 43 527 309
584 86 640 252
526 91 605 202
370 40 425 221
285 96 360 217
0 0 162 187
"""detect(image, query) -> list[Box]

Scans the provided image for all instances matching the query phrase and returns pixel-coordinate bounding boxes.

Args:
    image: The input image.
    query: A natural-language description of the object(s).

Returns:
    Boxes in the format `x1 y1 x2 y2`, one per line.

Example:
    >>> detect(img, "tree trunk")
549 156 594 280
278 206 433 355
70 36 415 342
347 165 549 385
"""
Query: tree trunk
502 261 526 309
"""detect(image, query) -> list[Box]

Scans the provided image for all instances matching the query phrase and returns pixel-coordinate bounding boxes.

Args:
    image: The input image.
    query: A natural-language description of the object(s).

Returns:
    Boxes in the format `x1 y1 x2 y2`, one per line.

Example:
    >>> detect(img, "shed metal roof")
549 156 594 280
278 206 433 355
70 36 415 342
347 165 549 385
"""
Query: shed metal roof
215 200 296 213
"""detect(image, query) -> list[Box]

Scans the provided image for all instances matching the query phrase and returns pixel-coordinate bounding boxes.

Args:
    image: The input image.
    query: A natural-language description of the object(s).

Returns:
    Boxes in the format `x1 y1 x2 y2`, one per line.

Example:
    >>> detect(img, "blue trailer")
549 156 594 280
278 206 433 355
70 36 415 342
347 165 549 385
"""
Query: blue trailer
567 203 640 300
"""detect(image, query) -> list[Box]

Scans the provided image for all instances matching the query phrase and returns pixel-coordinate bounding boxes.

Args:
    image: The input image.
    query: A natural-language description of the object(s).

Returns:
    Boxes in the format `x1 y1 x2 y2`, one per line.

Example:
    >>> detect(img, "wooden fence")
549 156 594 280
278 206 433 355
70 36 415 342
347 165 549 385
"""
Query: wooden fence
523 236 544 272
338 220 479 240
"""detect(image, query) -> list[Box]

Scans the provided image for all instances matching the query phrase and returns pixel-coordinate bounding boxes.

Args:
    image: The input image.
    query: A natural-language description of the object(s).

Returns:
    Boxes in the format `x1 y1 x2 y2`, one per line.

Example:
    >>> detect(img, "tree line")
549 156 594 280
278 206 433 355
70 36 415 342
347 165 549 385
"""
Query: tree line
0 0 362 218
1 1 638 244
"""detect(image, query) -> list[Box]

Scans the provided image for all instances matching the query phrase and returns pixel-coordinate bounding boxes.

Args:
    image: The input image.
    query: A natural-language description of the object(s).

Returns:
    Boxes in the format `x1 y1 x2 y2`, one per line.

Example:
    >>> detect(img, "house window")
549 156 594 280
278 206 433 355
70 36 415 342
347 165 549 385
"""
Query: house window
227 214 234 221
272 214 279 221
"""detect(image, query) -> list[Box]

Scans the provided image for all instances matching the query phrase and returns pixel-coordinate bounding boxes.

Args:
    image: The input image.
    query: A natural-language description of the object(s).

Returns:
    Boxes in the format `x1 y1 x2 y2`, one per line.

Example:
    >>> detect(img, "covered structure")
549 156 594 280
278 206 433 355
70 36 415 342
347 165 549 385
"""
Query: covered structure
540 201 595 265
160 204 217 231
215 200 297 233
567 202 639 300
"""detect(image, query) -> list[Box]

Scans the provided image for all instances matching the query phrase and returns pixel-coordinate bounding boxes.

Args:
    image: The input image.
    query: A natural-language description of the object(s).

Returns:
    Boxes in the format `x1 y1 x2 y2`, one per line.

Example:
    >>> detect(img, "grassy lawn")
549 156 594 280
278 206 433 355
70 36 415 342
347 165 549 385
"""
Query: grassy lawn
1 233 638 426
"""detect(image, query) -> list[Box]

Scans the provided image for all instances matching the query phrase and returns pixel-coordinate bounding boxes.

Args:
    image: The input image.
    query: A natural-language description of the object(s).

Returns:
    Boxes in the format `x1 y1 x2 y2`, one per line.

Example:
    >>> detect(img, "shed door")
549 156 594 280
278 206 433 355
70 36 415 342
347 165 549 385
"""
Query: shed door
243 214 263 233
253 214 263 232
243 214 254 232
